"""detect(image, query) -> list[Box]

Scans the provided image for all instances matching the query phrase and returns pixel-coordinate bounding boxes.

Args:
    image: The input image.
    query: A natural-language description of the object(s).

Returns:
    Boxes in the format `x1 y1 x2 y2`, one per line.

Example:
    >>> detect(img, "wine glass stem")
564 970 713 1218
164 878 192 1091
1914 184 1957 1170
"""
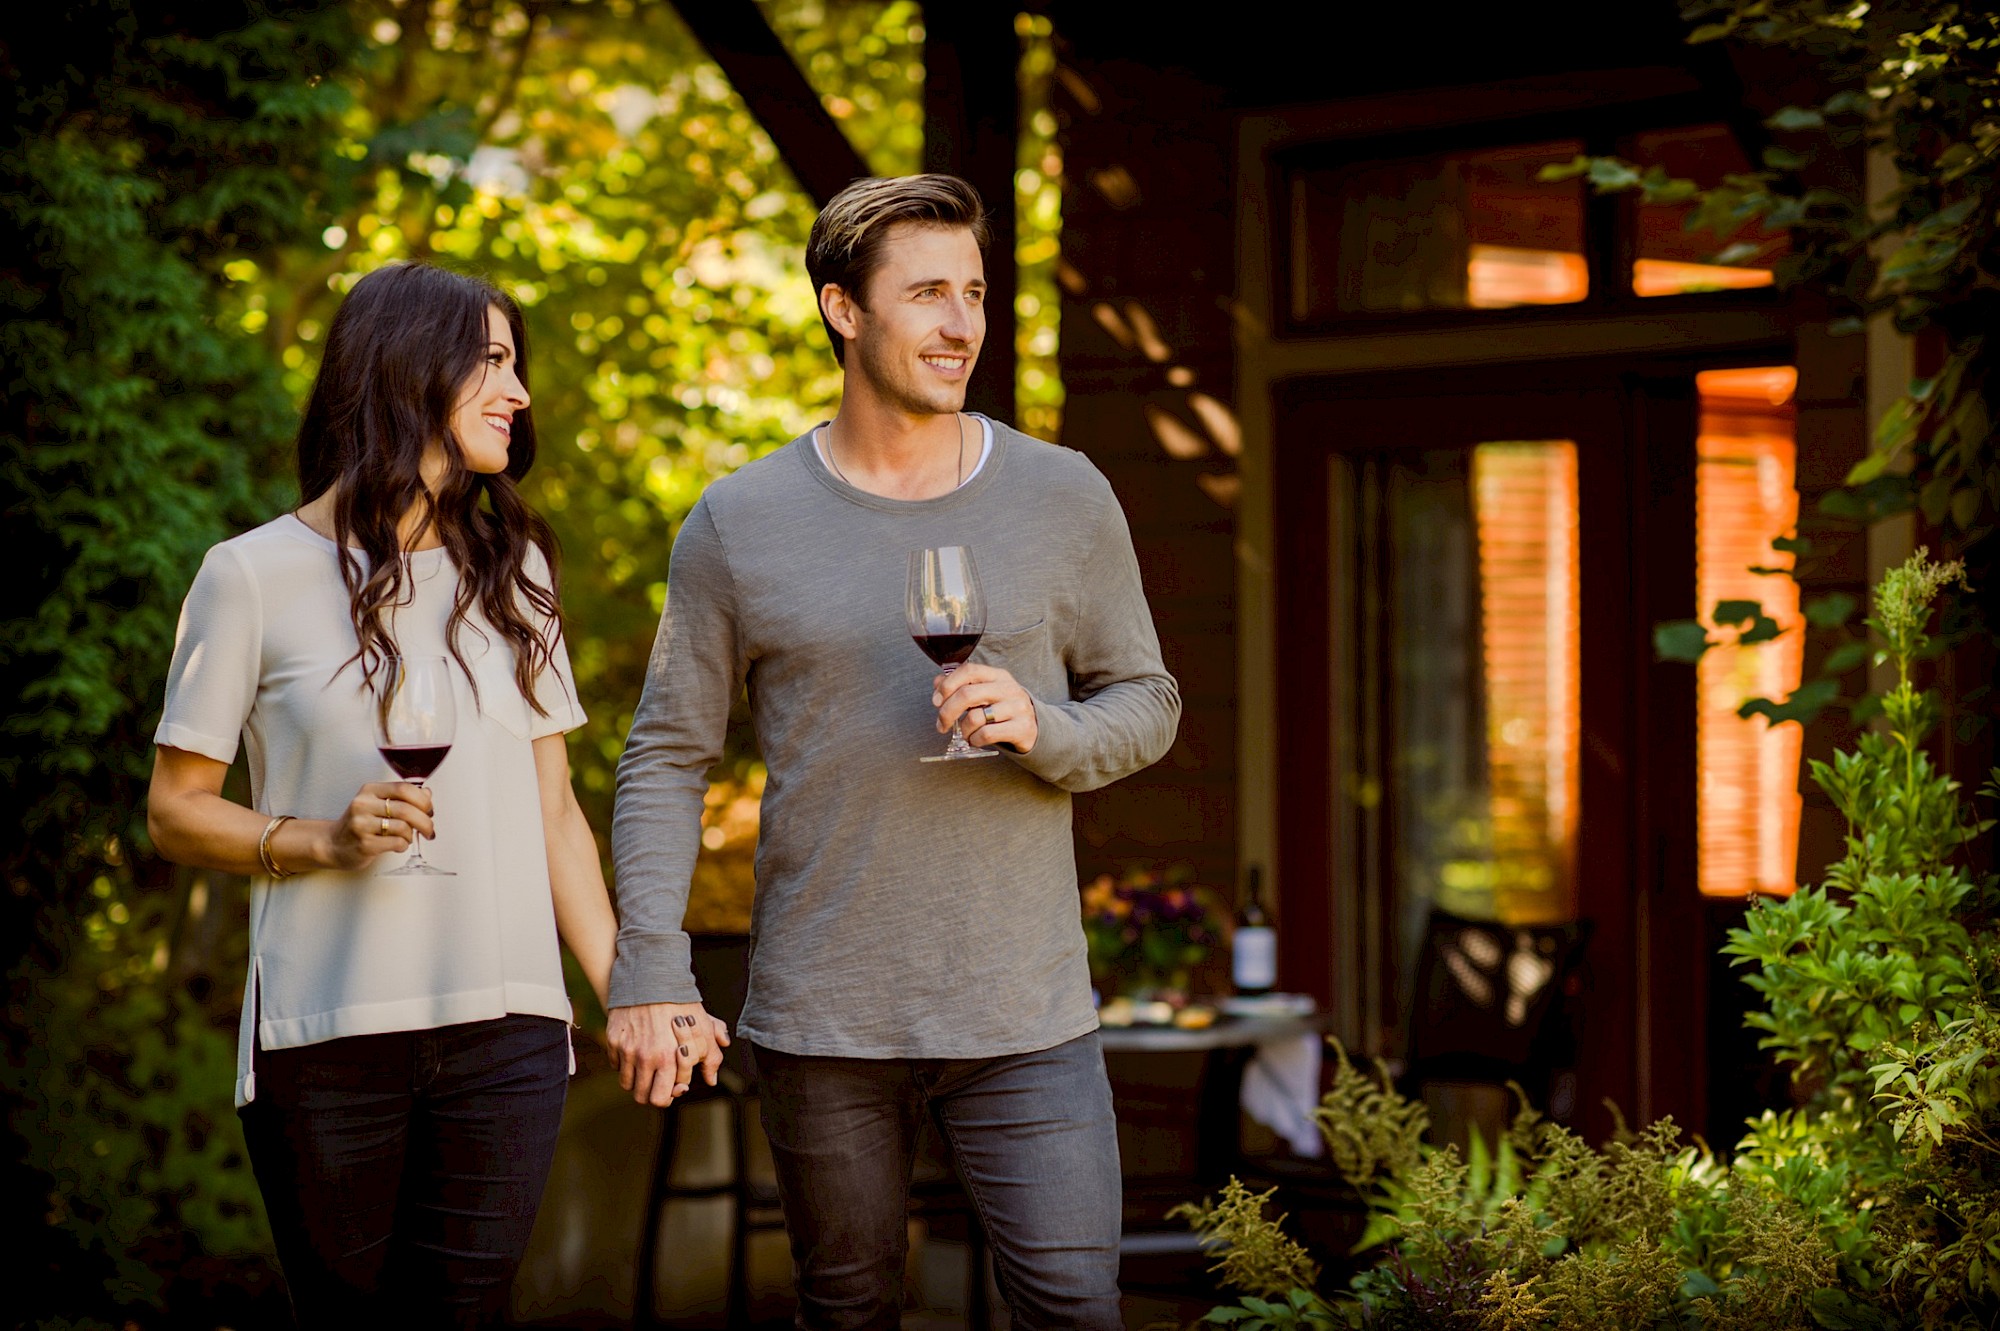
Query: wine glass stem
408 780 429 865
943 665 969 751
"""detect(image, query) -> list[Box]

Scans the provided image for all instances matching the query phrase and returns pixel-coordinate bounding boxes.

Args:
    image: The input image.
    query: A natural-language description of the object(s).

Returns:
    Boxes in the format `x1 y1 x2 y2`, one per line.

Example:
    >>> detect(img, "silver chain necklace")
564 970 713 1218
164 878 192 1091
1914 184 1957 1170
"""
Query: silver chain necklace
825 412 965 492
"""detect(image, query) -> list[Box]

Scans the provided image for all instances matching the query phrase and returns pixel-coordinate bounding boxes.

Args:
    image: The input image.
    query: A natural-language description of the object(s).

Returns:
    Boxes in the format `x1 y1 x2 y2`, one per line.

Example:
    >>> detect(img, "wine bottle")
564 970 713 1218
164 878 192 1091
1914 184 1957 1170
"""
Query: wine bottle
1231 866 1277 995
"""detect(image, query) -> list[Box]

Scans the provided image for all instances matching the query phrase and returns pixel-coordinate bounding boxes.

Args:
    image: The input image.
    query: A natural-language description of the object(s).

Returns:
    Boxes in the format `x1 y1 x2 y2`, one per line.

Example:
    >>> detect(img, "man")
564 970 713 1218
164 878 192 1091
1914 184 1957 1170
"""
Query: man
607 173 1180 1329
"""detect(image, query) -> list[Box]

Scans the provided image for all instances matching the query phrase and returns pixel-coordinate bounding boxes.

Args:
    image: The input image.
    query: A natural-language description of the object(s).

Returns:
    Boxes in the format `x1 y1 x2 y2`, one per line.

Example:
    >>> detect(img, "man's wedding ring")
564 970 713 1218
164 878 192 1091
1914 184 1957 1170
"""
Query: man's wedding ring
383 798 393 818
380 816 391 835
983 705 997 727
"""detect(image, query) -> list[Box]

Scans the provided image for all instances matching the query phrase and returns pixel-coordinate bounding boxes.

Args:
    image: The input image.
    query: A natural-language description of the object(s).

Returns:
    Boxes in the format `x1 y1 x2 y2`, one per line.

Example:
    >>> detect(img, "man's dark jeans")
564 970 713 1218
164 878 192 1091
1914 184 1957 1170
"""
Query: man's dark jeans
753 1030 1123 1330
238 1014 570 1330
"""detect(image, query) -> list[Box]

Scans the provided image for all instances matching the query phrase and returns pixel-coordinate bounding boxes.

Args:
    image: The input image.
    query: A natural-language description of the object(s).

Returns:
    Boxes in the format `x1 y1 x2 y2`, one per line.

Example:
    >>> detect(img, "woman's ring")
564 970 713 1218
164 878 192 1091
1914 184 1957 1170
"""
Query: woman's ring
383 798 393 818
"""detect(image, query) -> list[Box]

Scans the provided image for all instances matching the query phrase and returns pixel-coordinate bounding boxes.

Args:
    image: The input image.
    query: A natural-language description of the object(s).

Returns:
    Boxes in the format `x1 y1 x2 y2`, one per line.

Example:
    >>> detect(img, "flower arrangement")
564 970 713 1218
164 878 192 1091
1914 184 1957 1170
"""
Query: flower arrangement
1080 865 1224 1000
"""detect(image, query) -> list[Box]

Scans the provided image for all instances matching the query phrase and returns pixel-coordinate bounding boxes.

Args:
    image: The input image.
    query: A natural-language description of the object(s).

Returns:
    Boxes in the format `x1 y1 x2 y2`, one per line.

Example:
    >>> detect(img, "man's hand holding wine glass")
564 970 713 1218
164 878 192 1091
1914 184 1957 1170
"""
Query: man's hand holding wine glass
932 662 1038 754
606 1001 732 1105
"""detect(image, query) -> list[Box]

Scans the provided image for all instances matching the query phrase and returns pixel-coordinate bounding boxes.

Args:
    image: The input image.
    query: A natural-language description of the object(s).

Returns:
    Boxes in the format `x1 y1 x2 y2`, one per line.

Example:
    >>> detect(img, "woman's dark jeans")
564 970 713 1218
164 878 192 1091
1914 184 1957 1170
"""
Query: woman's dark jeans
238 1014 570 1330
754 1030 1124 1331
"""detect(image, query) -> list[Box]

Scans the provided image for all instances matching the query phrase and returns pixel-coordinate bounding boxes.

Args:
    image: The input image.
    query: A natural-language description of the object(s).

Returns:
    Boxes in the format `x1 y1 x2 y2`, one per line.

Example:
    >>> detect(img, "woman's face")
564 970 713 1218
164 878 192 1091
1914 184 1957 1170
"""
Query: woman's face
445 305 529 476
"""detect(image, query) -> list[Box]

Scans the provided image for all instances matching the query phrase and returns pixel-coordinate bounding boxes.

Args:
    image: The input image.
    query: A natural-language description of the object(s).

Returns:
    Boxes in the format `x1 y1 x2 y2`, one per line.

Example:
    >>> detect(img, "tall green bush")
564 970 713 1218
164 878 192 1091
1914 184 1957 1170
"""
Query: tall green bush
1182 550 2000 1330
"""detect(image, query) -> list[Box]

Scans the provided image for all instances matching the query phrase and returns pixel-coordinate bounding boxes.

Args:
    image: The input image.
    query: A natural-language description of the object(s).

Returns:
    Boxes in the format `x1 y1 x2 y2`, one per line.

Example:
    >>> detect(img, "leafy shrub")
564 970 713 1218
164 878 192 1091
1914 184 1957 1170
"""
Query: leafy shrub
1181 551 2000 1329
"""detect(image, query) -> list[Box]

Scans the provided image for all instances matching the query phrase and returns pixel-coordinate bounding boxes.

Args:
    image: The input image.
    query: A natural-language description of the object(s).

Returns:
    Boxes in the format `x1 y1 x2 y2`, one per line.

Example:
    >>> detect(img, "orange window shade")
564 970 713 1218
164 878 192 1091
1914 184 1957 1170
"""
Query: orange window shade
1468 245 1590 308
1696 366 1803 897
1633 259 1775 298
1472 441 1581 924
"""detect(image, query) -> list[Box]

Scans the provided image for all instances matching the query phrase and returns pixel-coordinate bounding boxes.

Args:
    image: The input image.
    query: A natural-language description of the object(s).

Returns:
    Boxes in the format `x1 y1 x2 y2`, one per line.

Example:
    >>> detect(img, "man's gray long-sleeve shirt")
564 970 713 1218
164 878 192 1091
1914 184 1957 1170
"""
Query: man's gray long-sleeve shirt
609 420 1182 1058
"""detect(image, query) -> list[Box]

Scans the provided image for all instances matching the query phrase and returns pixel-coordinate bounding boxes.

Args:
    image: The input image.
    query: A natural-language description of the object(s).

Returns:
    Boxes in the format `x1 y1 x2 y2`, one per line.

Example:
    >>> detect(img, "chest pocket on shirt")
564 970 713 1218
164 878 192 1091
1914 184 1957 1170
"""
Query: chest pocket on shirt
974 618 1064 700
467 635 534 741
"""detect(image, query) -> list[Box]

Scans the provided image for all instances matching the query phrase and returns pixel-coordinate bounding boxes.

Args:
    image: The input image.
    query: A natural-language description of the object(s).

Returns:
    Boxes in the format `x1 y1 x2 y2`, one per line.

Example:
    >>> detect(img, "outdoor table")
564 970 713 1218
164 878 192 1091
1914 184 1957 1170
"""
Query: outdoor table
1098 1009 1330 1193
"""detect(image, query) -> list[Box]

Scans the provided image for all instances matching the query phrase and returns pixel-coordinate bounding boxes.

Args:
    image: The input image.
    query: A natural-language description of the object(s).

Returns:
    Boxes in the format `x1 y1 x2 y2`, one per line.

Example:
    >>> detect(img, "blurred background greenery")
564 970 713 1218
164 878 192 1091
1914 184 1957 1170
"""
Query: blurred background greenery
0 2 1061 1324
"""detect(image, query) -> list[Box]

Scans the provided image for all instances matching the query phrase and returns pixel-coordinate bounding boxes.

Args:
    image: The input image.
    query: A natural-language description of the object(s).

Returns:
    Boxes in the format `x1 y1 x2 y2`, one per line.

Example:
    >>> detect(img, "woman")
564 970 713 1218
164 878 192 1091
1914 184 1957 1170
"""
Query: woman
148 261 617 1328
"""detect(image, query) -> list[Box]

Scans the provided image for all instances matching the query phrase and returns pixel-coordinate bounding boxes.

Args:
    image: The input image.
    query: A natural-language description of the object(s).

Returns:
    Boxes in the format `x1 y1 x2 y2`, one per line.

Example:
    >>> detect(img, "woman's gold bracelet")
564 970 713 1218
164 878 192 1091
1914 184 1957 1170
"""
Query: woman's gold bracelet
258 815 297 879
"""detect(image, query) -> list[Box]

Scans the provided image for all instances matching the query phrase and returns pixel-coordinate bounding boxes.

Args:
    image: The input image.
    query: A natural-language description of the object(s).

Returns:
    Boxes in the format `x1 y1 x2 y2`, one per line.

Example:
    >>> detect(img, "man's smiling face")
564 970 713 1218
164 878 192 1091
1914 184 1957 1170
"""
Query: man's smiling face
843 221 985 417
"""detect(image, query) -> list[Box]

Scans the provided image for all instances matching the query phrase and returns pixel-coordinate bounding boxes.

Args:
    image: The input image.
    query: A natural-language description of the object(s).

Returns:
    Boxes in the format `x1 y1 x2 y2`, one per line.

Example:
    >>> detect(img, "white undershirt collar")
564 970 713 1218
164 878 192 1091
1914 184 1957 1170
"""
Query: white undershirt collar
813 414 994 491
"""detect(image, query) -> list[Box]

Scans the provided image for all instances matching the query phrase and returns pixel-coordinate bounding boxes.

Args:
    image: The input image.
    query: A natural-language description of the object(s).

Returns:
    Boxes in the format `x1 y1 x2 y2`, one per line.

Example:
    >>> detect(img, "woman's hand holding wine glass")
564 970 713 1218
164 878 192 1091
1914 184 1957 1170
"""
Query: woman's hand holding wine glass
376 655 457 875
322 781 437 870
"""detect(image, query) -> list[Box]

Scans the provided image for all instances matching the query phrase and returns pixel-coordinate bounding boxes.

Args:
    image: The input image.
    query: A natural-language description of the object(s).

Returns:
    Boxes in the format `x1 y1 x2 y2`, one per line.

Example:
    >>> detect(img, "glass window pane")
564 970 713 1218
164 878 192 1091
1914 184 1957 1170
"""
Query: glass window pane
1289 141 1587 319
1696 367 1803 896
1471 442 1580 925
1629 125 1789 298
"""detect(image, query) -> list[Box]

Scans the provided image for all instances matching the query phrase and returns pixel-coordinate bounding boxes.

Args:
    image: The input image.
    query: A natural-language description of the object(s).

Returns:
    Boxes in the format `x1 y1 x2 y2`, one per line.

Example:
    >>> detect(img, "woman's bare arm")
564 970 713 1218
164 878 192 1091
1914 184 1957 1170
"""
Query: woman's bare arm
533 732 616 1008
147 745 434 877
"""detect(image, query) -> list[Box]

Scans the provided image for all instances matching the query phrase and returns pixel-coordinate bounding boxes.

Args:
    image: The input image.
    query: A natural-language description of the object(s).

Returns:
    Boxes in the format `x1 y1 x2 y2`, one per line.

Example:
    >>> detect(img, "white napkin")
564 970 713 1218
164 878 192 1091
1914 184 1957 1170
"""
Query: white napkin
1240 1033 1324 1157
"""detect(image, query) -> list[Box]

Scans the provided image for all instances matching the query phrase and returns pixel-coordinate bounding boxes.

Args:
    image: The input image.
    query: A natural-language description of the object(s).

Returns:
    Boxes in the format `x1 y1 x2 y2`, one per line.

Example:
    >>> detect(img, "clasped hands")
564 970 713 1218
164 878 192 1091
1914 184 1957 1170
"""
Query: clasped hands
934 662 1037 754
607 1002 731 1106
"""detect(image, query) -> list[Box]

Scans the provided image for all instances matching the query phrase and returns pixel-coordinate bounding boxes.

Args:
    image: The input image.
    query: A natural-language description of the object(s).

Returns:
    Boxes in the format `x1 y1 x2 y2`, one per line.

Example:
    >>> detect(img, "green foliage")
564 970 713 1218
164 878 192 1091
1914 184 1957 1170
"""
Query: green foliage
2 1 925 1321
6 875 271 1314
1170 1177 1323 1299
1558 2 2000 544
1 0 356 893
1183 553 2000 1329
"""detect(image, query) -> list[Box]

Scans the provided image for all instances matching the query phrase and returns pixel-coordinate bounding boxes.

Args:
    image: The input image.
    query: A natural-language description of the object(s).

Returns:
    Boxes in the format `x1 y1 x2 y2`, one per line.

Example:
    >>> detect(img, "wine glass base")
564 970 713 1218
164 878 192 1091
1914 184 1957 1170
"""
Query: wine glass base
382 862 456 876
920 748 1001 763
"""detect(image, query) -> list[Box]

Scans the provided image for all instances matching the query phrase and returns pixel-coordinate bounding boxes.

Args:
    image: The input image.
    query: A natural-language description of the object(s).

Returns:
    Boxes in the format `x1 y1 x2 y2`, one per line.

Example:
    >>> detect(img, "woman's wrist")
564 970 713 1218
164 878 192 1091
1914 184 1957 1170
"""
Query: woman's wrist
269 817 331 876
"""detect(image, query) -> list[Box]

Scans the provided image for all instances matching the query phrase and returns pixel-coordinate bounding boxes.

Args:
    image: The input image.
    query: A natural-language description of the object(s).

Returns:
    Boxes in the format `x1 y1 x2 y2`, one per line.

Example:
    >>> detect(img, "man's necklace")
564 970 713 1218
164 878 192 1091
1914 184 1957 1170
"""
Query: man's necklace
825 412 965 492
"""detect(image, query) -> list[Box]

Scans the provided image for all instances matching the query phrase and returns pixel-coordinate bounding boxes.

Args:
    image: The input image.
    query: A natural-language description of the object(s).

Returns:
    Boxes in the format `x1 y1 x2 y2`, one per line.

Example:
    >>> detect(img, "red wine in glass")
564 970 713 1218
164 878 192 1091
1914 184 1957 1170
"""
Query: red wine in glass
906 547 997 762
378 744 451 781
375 655 457 875
913 632 981 668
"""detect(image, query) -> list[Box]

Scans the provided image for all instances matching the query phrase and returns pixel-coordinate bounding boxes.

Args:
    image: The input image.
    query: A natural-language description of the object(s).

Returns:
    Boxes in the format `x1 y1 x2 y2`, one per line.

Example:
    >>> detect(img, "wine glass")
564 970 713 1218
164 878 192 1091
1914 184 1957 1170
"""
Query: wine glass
907 546 998 762
375 655 457 875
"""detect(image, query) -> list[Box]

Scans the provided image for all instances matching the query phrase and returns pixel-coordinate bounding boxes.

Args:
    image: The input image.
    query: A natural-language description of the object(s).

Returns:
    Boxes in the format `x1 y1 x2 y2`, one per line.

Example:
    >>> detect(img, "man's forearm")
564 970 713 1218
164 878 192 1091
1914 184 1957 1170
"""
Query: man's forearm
1016 672 1182 792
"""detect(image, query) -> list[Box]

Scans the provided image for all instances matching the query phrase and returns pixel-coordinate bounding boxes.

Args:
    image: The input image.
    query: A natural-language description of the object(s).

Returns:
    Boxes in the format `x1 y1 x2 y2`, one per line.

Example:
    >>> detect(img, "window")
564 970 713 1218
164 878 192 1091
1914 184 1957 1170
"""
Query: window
1695 366 1802 896
1628 125 1788 299
1472 442 1581 923
1288 141 1586 321
1281 121 1782 325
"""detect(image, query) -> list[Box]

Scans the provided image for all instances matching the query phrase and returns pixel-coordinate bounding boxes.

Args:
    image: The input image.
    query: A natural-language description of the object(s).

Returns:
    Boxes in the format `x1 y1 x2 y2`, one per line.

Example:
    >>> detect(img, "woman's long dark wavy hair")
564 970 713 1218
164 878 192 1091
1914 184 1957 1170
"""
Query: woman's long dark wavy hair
297 261 562 716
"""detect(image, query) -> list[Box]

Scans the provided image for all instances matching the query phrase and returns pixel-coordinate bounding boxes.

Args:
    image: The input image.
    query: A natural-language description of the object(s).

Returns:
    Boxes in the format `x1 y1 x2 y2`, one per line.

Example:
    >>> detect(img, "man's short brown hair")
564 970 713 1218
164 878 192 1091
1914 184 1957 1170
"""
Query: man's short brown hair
806 174 990 365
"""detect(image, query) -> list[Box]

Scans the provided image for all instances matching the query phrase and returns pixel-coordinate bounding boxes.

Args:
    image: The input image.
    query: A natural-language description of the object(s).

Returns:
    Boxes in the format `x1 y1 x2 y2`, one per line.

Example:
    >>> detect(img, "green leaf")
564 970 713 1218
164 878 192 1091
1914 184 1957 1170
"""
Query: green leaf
1771 535 1812 557
1740 677 1841 727
1808 1287 1892 1330
1804 593 1858 628
1765 106 1825 131
1845 450 1893 486
1713 599 1763 627
1822 641 1869 675
1739 615 1785 646
1655 620 1712 662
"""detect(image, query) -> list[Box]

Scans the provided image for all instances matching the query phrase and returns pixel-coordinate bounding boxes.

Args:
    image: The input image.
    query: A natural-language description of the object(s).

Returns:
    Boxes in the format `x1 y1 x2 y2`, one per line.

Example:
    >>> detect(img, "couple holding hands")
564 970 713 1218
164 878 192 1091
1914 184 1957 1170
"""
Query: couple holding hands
151 174 1180 1329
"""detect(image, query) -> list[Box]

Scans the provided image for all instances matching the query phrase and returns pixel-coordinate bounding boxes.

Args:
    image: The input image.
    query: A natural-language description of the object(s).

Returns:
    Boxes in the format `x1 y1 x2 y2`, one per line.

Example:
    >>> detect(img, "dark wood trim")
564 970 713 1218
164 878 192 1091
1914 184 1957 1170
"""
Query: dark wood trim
666 0 871 208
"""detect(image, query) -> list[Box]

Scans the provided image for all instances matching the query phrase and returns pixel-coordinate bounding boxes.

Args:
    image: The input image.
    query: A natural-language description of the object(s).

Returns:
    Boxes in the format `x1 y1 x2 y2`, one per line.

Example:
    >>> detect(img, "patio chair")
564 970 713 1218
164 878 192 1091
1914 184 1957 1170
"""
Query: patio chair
1404 910 1593 1123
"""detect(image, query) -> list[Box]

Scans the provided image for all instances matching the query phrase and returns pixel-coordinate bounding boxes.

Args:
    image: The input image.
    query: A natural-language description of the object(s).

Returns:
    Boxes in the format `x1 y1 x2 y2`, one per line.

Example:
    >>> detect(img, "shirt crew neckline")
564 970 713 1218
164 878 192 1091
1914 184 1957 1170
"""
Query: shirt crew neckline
279 512 453 568
799 413 1008 514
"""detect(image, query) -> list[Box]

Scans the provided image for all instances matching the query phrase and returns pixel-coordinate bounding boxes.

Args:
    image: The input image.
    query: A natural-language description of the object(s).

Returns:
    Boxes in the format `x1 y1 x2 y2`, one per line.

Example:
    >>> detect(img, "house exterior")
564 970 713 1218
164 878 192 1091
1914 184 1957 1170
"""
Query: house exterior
1040 2 1896 1146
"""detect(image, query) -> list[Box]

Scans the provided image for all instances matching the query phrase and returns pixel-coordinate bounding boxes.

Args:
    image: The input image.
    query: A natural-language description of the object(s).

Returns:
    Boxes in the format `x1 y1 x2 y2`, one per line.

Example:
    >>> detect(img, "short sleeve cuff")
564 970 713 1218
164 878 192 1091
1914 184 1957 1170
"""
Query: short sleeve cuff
153 721 239 766
529 702 588 741
607 929 703 1008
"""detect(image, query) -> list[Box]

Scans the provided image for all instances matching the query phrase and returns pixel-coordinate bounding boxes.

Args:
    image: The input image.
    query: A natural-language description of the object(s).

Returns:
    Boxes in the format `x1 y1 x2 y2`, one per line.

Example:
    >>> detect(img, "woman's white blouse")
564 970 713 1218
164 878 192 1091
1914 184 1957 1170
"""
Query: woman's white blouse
155 515 586 1105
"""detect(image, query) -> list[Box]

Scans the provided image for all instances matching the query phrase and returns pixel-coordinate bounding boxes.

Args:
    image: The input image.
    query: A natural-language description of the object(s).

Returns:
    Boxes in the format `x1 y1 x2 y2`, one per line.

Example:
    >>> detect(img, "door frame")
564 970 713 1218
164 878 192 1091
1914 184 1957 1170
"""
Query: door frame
1267 353 1779 1138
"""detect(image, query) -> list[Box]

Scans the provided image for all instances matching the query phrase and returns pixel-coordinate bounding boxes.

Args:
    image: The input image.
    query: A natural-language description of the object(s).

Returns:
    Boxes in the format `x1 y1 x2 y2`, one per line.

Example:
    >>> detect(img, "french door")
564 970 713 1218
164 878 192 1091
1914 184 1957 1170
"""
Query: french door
1272 364 1712 1137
